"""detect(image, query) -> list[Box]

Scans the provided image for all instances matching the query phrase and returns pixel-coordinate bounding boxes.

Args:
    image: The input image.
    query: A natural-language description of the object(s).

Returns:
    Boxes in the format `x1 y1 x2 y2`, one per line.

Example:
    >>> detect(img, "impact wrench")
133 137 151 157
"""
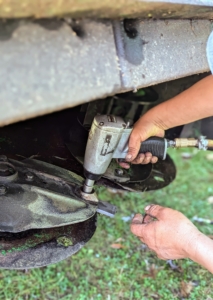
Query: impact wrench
83 115 213 194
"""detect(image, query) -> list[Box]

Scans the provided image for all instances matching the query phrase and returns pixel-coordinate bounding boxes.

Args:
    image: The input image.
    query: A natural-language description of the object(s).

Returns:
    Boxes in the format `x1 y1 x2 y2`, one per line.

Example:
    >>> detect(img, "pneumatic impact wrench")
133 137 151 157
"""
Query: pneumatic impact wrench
82 115 213 194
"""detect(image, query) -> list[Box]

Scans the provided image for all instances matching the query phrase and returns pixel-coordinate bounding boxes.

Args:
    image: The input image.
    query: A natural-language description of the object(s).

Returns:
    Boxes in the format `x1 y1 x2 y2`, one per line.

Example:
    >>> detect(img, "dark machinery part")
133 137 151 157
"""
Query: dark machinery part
0 215 97 270
0 157 118 233
0 156 117 269
0 157 97 233
121 154 176 192
0 105 177 268
0 157 98 268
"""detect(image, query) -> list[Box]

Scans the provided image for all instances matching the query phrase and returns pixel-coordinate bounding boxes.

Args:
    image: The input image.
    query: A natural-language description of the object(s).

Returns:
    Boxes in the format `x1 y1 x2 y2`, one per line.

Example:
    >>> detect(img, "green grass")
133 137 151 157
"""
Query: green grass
0 149 213 300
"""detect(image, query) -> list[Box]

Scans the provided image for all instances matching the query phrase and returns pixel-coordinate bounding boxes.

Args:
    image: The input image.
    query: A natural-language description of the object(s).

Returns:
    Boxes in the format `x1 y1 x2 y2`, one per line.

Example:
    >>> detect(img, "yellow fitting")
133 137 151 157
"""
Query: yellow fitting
207 140 213 148
174 138 197 148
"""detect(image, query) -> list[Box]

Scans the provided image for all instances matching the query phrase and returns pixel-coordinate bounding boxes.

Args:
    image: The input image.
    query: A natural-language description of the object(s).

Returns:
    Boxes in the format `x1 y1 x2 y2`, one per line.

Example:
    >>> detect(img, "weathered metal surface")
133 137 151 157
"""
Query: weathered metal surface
0 214 97 269
0 158 97 233
0 0 213 18
0 18 211 126
0 19 120 126
113 19 211 90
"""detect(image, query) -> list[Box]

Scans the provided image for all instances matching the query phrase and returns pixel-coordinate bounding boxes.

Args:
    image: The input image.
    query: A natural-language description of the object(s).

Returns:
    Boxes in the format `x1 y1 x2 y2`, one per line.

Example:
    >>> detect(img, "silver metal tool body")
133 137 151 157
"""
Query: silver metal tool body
83 115 126 178
83 114 167 193
83 115 127 193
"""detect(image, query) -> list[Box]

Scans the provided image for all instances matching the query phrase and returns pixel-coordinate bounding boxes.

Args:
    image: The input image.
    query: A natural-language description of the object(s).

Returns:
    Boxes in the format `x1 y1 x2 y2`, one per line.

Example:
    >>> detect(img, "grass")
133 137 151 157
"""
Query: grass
0 148 213 299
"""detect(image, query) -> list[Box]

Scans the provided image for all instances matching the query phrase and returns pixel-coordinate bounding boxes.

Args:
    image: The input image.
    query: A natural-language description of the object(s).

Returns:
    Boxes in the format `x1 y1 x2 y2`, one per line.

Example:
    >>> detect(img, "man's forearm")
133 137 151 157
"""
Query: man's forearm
141 75 213 130
188 233 213 273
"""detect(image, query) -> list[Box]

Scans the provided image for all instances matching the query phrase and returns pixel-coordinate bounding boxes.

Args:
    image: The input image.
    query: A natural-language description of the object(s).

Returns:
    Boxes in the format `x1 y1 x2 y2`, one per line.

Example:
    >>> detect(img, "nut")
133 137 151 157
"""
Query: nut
25 172 34 181
0 185 6 195
0 155 8 162
0 164 9 173
115 168 124 176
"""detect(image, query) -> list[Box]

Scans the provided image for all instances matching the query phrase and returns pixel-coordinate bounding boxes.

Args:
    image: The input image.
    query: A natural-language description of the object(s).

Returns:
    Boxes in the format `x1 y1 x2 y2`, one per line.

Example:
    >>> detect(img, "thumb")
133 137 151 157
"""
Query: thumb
130 213 145 237
132 213 143 224
145 204 165 220
126 132 141 162
131 222 147 237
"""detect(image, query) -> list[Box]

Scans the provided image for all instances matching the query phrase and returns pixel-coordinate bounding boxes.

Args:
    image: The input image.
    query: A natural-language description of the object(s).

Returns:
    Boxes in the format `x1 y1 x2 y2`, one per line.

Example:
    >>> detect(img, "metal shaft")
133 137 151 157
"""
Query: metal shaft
83 179 95 194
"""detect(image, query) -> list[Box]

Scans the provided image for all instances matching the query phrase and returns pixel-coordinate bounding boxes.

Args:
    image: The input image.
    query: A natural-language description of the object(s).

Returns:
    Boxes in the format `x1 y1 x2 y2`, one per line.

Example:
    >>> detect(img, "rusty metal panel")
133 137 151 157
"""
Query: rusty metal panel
0 0 213 18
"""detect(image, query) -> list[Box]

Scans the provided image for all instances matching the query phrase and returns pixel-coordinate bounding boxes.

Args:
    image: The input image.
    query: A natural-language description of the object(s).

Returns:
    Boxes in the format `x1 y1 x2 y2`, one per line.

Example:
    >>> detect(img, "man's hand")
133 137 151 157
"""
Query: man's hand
119 118 165 169
119 75 213 169
131 205 201 260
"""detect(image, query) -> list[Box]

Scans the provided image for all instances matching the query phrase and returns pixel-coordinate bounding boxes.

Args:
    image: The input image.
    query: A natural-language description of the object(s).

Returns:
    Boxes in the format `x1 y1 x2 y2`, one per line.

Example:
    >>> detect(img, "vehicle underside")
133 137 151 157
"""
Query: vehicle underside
0 0 213 269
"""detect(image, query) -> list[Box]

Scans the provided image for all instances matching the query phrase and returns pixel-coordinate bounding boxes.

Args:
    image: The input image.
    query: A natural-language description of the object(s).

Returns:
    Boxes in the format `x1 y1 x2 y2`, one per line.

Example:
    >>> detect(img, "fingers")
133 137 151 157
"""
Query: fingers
118 153 158 171
144 204 169 221
126 131 141 162
131 221 146 237
142 214 155 224
150 156 158 164
125 127 160 164
131 153 145 164
131 208 159 237
118 153 158 168
131 214 143 237
131 153 158 165
132 213 143 224
125 116 166 164
131 206 168 226
118 161 130 169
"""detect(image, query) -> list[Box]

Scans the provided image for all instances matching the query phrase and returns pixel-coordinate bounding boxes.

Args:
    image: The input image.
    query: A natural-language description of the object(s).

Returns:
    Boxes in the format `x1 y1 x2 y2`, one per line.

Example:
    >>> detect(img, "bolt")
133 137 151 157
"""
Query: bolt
0 185 6 195
26 172 34 181
123 19 138 39
0 164 9 173
125 121 130 129
8 168 13 173
0 155 7 162
99 122 104 126
115 168 124 176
